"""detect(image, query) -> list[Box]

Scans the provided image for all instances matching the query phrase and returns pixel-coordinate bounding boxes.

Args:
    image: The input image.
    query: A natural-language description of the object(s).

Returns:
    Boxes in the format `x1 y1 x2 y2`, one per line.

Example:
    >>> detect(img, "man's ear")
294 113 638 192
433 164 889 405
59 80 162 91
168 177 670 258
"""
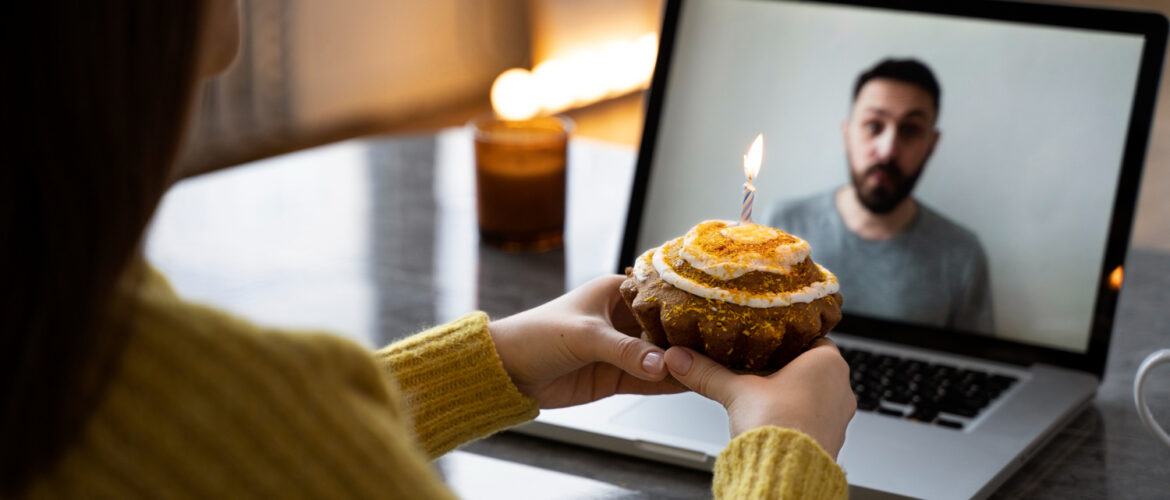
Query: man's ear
841 118 850 143
925 128 942 159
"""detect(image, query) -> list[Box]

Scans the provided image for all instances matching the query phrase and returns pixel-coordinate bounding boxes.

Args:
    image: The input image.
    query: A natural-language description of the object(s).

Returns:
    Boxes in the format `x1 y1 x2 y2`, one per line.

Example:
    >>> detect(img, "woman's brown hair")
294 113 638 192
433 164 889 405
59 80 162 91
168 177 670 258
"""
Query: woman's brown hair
1 2 205 493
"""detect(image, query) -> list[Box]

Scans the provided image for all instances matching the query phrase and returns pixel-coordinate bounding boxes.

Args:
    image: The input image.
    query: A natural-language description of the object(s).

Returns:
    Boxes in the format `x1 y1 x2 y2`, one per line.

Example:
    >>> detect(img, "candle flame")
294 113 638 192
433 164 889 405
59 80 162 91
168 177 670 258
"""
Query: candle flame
1109 265 1123 291
491 68 541 121
743 133 763 181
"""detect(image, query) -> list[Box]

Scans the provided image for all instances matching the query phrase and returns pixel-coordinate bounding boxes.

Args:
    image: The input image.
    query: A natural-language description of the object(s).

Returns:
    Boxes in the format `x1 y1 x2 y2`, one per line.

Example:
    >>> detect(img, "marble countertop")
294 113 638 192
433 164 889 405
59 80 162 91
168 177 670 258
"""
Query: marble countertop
146 130 1170 499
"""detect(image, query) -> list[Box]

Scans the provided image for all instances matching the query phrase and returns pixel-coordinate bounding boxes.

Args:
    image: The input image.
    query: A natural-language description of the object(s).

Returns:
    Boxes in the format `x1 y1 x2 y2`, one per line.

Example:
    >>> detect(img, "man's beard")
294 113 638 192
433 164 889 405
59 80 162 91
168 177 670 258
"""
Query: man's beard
850 160 923 215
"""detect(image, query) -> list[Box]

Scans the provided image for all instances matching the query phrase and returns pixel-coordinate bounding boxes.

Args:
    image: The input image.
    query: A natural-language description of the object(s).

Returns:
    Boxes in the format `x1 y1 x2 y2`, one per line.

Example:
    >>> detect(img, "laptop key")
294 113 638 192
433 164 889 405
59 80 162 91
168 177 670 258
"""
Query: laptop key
936 418 964 430
988 374 1018 391
908 407 938 423
941 406 978 418
902 360 928 374
965 395 991 409
883 389 912 405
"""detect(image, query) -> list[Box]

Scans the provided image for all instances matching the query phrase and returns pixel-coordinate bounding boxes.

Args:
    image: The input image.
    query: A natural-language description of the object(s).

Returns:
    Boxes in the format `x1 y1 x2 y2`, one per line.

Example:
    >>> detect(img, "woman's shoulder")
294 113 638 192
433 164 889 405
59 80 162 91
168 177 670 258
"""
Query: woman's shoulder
114 263 402 422
128 265 376 373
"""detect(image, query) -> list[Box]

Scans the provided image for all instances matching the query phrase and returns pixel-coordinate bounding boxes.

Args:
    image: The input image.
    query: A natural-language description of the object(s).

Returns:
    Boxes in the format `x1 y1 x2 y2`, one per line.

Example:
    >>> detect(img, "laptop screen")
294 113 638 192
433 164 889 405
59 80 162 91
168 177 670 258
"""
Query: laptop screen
623 0 1165 370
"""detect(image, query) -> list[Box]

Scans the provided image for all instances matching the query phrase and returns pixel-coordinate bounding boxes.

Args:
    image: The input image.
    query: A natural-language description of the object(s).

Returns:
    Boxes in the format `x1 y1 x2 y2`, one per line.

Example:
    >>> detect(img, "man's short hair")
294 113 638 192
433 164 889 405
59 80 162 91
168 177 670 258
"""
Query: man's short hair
852 58 941 117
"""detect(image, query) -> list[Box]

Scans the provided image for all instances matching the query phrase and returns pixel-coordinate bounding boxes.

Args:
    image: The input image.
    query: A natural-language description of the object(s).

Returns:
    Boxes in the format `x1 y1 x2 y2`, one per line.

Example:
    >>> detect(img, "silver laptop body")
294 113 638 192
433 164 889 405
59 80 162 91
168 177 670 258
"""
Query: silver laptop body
514 1 1167 499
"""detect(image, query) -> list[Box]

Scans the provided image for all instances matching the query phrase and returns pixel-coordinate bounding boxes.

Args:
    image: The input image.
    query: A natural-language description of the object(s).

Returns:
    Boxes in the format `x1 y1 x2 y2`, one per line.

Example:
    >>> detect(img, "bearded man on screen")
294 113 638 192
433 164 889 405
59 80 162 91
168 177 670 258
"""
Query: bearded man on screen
769 58 995 334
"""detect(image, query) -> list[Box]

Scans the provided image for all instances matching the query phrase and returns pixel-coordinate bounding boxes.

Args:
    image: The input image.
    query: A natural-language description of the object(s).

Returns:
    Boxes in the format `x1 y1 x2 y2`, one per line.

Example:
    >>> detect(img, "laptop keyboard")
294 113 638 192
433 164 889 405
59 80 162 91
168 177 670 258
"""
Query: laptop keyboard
838 345 1018 430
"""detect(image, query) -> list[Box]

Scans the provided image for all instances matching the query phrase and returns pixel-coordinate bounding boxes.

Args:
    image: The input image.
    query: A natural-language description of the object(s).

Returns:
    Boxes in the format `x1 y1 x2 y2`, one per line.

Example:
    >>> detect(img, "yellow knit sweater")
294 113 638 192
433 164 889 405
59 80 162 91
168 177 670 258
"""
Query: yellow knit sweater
21 266 847 499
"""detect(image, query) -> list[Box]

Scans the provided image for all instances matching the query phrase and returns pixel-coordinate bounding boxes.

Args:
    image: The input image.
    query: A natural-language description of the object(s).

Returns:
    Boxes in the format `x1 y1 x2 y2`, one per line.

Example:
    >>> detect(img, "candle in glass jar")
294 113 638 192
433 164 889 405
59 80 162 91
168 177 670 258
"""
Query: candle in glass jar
470 115 573 251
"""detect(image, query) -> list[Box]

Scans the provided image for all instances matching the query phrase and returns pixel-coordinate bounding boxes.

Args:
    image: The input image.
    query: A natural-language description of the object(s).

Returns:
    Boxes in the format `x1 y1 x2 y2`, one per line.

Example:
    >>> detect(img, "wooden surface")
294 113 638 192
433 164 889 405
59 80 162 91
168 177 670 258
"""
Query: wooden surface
147 131 1170 499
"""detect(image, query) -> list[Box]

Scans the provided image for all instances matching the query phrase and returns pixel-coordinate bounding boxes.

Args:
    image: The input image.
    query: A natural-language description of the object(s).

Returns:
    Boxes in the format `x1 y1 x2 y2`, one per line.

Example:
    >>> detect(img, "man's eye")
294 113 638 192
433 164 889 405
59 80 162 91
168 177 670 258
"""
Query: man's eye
899 125 923 138
865 122 882 135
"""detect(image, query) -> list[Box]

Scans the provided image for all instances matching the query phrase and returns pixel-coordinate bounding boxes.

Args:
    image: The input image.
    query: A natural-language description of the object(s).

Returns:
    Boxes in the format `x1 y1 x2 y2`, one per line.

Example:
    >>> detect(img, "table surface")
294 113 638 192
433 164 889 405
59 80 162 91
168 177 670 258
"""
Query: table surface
146 130 1170 499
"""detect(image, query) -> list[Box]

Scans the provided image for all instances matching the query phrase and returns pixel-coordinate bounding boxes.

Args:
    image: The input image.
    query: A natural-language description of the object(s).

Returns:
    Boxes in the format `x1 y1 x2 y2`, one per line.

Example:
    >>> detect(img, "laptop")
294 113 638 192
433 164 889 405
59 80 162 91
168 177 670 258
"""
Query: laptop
513 1 1167 498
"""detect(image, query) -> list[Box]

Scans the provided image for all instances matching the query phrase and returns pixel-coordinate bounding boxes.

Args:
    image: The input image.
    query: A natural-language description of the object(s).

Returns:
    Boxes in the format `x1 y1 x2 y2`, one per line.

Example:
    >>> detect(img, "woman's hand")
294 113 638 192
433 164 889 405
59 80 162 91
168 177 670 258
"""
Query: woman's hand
488 275 683 409
664 338 856 459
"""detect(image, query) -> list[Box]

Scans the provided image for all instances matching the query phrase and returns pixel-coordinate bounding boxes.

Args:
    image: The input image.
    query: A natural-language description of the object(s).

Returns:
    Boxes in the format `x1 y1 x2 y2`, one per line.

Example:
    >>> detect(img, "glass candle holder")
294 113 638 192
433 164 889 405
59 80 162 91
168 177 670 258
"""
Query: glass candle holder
469 115 573 252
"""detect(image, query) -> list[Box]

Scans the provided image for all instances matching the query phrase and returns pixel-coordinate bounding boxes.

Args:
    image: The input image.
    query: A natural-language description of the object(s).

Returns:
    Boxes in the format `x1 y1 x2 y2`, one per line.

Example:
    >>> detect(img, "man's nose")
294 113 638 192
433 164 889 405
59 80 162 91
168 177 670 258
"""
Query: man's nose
874 129 898 160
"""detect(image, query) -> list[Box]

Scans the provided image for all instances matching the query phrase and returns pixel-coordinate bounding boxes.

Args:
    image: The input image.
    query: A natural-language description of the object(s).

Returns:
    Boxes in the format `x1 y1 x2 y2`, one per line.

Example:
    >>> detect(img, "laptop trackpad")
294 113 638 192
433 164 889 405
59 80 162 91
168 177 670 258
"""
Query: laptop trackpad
610 393 730 445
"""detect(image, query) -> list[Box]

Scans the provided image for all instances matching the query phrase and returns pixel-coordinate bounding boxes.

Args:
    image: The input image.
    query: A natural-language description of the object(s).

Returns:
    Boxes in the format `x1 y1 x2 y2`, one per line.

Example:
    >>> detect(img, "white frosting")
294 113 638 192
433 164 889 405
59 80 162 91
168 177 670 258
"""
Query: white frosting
636 238 840 308
678 221 811 280
632 249 654 281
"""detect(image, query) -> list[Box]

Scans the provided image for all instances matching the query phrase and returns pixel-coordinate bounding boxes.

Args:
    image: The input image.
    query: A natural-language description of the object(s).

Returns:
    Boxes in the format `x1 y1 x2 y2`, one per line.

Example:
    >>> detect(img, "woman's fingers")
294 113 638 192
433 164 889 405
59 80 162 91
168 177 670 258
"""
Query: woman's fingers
607 366 688 396
556 275 669 381
664 347 740 407
608 296 643 337
565 322 667 381
582 274 643 337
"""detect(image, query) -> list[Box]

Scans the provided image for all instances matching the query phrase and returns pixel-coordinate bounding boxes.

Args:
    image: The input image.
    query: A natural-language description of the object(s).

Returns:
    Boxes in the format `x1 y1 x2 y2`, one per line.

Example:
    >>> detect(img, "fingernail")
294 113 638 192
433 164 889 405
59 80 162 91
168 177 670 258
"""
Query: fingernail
667 349 693 376
642 351 664 374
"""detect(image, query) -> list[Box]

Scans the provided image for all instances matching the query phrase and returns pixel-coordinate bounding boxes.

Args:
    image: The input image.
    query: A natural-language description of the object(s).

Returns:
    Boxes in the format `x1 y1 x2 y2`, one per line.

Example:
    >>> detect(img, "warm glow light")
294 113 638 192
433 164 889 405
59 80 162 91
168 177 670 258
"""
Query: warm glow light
605 40 638 94
634 33 659 85
1109 265 1124 291
572 49 609 105
532 59 575 113
491 68 541 121
744 134 764 180
492 32 659 118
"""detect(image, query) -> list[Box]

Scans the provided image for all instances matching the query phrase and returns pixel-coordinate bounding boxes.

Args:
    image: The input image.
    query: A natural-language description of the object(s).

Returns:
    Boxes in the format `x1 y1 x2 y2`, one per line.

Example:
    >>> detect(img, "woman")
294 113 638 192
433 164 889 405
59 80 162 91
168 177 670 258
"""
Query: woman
0 2 855 498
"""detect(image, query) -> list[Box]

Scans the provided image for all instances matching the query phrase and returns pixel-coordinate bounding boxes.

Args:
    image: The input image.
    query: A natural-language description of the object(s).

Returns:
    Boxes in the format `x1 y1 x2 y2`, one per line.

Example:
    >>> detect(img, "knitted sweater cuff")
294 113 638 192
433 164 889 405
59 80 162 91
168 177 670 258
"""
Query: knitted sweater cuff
375 312 539 458
712 426 848 500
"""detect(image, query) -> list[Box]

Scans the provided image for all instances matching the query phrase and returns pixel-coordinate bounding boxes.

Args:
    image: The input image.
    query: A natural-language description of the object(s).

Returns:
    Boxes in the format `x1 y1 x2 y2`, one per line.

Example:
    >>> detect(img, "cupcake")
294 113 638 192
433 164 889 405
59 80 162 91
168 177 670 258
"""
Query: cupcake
620 220 842 372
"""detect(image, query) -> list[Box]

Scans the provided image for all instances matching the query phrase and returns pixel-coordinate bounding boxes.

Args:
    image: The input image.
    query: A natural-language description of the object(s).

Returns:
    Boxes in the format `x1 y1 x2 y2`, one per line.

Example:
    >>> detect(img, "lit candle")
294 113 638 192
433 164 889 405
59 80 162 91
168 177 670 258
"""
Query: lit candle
740 134 764 225
476 68 572 251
